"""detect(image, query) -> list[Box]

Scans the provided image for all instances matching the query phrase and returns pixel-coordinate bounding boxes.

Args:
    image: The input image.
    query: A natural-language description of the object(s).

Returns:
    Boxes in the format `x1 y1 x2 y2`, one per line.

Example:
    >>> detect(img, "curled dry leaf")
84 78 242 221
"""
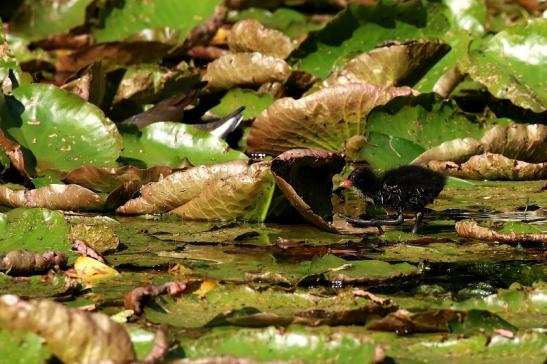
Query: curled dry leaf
455 220 547 244
434 153 547 180
0 295 136 363
247 83 414 155
170 161 275 221
480 124 547 163
0 250 67 275
71 240 105 263
203 52 291 90
0 184 103 210
411 137 484 165
228 19 296 59
0 130 30 179
124 280 202 315
63 165 173 193
323 41 449 88
368 309 464 333
117 160 249 215
270 149 345 232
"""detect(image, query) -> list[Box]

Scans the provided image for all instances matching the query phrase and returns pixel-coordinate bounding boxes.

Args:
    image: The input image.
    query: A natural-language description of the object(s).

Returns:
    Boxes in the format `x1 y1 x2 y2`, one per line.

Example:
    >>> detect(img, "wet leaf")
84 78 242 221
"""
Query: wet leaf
228 19 296 59
144 285 397 328
459 18 547 113
0 130 30 179
0 295 136 363
63 165 172 193
247 83 414 155
0 272 81 299
368 309 464 333
180 326 378 364
1 83 123 175
0 329 51 363
411 137 484 165
0 184 103 210
0 208 70 255
68 222 120 254
120 122 247 168
456 220 547 245
323 41 449 88
203 52 291 90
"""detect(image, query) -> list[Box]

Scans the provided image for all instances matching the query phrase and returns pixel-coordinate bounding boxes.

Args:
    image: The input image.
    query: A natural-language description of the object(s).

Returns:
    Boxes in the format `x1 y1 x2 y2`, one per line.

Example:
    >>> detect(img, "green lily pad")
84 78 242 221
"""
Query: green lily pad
8 0 94 41
92 0 222 43
0 208 70 255
210 88 274 119
144 285 396 328
459 18 547 113
179 325 378 363
120 122 247 168
0 272 80 300
292 2 449 79
1 83 123 175
0 329 51 364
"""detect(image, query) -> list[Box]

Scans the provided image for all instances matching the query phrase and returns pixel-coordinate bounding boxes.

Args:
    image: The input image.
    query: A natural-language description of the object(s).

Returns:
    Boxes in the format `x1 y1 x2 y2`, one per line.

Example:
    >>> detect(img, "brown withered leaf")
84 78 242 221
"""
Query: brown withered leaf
170 162 275 221
480 124 547 163
116 160 249 215
368 309 464 333
0 184 103 210
411 137 484 166
439 153 547 180
0 295 136 363
124 280 202 315
271 149 344 232
323 41 449 88
455 220 547 244
0 250 67 275
0 130 30 179
203 52 291 90
228 19 296 59
63 165 173 193
246 83 414 156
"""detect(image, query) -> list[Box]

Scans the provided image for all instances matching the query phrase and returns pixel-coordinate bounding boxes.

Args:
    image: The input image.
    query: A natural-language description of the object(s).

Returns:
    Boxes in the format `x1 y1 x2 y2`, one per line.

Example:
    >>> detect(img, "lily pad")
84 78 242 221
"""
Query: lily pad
228 19 296 59
144 285 397 328
1 83 123 175
92 0 223 44
120 122 247 168
210 88 274 120
246 83 414 155
203 52 291 90
459 18 547 113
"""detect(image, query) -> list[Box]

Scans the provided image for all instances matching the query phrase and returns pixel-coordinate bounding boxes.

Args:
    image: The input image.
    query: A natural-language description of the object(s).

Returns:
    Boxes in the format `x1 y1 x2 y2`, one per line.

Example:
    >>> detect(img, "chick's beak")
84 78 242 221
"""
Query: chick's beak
341 179 353 188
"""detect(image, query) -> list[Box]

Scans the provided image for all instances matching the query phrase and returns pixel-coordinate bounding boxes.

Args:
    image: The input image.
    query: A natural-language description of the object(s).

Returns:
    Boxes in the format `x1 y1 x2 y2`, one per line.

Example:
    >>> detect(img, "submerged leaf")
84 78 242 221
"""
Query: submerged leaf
247 83 414 155
203 52 291 90
0 295 135 363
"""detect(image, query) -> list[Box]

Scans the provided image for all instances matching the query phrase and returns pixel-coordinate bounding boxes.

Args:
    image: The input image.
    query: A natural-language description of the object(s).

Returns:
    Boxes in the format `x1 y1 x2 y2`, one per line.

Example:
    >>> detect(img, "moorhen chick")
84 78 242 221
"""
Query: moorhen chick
338 165 446 233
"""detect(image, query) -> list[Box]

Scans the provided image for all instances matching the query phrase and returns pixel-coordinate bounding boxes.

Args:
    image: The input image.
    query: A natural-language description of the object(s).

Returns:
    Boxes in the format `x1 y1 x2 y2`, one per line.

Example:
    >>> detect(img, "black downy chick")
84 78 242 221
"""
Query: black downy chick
339 165 446 233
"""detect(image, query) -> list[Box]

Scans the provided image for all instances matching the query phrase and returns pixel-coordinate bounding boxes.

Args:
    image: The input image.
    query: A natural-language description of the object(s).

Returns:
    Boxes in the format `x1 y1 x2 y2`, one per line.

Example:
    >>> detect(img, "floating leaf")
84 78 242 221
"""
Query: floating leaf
0 250 67 275
209 88 274 119
203 52 291 90
73 256 120 283
120 122 247 168
247 83 414 155
480 124 547 163
1 83 123 175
